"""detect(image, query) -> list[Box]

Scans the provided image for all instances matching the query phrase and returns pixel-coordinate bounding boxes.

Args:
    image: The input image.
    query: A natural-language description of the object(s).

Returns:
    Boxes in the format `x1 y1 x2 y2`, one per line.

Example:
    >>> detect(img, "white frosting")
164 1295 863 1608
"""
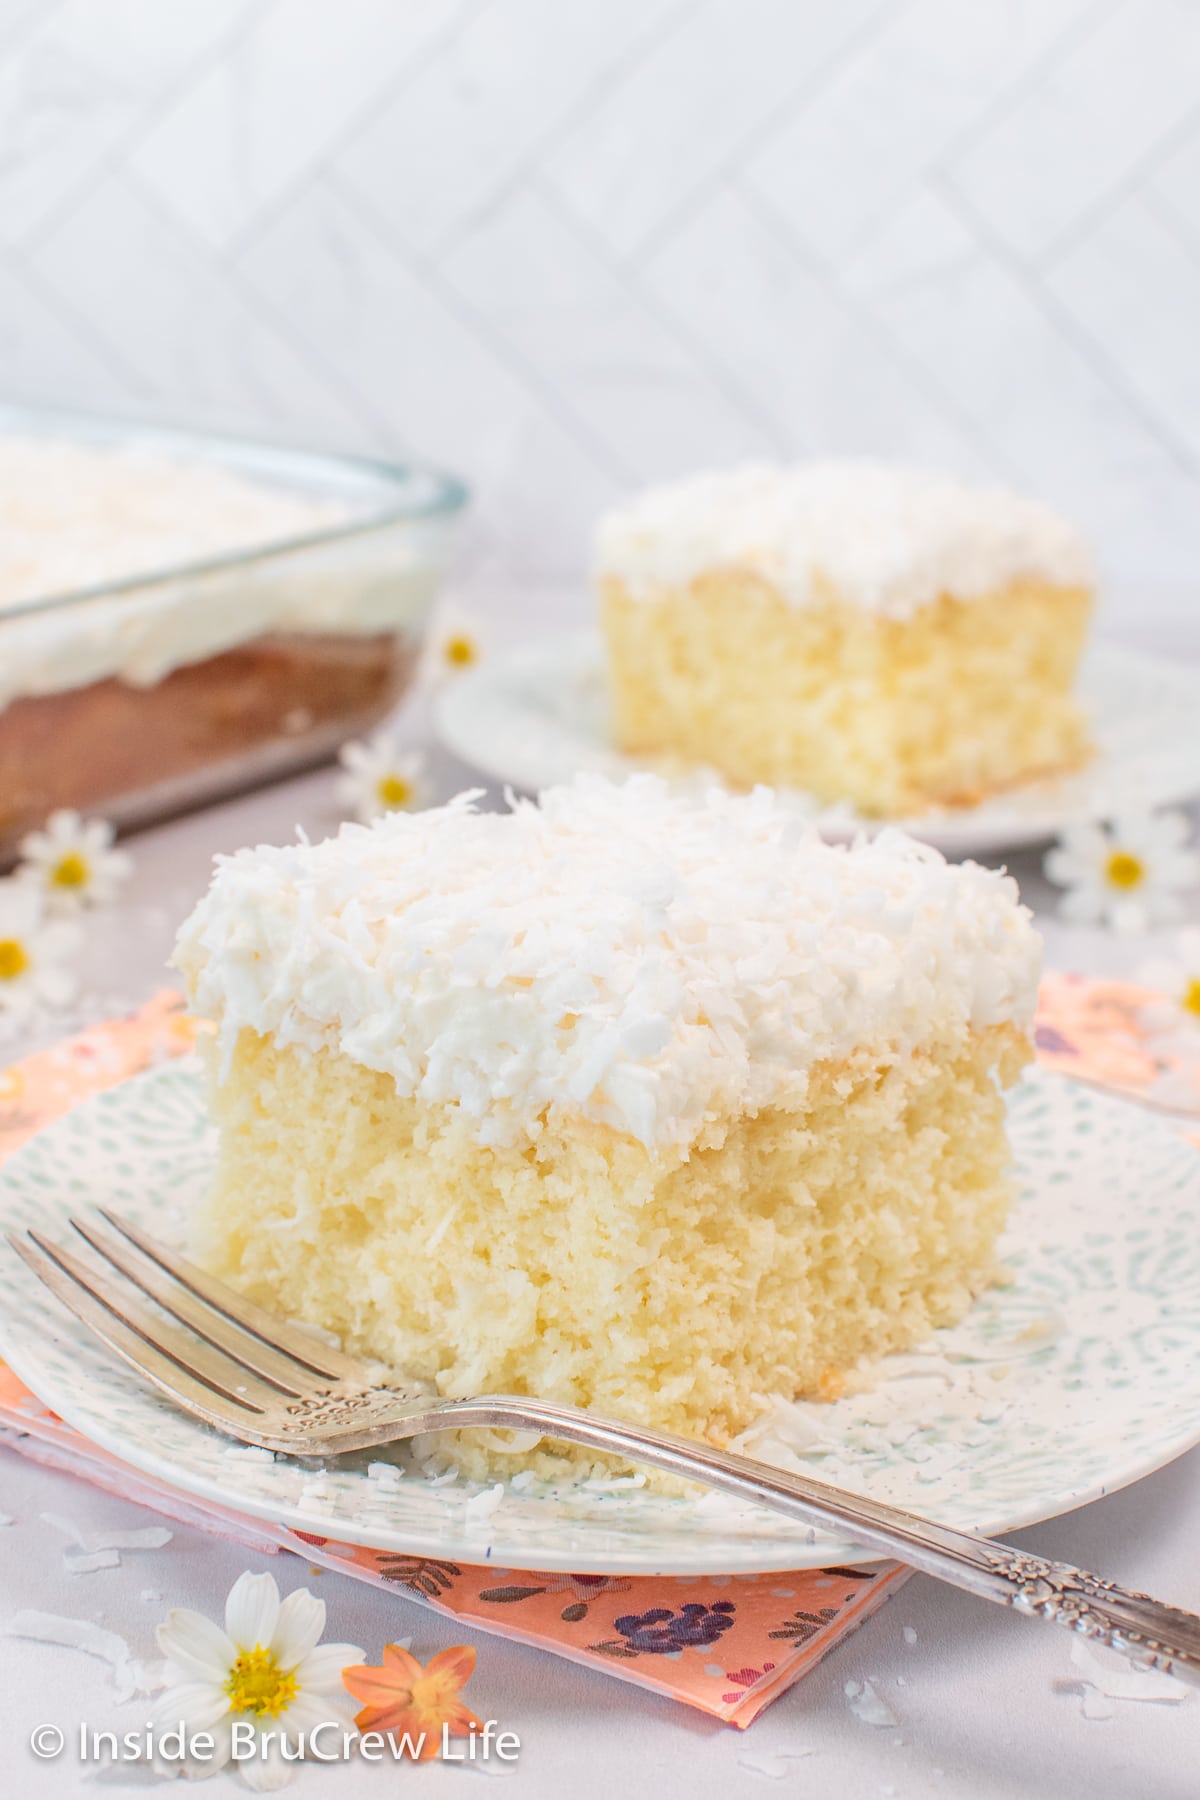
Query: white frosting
0 438 440 708
595 461 1091 618
0 439 351 609
175 774 1040 1153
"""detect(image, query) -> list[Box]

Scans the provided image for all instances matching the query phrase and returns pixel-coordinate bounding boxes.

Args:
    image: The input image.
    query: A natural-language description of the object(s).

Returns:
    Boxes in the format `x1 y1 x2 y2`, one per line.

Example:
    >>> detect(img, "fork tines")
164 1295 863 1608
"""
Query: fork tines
7 1209 366 1440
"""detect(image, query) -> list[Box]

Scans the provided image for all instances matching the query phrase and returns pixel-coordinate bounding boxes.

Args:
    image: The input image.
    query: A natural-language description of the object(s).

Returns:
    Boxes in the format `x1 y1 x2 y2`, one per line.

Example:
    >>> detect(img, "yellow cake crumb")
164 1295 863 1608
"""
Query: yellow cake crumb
602 570 1092 817
193 1021 1029 1482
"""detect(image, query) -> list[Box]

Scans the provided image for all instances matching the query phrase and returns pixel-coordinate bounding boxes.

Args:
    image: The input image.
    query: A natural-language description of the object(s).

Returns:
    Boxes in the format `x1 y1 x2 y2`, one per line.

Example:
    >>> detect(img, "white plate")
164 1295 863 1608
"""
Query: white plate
434 635 1200 856
1 1062 1199 1574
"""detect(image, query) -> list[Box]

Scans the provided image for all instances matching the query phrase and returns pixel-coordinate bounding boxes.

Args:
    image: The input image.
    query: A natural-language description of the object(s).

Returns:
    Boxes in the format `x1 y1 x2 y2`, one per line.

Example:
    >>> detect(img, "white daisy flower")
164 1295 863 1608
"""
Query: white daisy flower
0 880 79 1020
1137 927 1200 1054
18 809 132 912
336 733 429 823
149 1569 362 1789
420 603 488 686
1043 811 1200 934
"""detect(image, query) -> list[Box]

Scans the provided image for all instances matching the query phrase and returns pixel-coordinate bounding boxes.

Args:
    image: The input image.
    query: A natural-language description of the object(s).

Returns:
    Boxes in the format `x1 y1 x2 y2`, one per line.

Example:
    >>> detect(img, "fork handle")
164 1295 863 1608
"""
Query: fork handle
428 1395 1200 1687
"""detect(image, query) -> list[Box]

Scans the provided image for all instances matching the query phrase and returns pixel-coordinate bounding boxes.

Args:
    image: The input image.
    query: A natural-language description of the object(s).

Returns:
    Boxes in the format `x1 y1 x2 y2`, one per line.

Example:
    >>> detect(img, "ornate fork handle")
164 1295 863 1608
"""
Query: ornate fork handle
352 1392 1200 1687
973 1547 1200 1677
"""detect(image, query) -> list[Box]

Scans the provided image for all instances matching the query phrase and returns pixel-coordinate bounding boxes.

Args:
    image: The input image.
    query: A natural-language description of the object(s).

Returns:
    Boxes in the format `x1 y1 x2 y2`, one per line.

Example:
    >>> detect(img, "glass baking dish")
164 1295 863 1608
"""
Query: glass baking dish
0 406 468 864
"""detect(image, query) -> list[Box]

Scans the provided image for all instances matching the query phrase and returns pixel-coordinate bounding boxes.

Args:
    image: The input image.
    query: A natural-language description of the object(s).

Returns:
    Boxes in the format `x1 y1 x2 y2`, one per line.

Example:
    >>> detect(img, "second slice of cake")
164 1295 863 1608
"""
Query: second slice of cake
175 775 1039 1480
598 462 1094 816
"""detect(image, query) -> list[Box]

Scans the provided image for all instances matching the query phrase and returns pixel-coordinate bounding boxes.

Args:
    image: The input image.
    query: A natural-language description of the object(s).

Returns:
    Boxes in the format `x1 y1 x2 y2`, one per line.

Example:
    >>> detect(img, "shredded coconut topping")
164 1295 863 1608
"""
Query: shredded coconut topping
0 437 348 614
174 774 1040 1151
0 436 438 706
596 461 1091 618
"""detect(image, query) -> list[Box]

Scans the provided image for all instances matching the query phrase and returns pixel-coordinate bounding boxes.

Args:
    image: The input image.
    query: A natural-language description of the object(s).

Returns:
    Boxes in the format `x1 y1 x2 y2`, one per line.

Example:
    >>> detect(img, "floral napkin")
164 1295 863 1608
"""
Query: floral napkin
0 982 1193 1727
1034 970 1200 1146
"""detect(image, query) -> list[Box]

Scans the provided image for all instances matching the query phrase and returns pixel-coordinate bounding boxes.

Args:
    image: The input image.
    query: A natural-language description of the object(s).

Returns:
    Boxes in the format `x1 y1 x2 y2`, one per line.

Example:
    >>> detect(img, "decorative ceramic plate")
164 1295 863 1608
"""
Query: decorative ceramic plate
1 1061 1198 1575
434 635 1200 856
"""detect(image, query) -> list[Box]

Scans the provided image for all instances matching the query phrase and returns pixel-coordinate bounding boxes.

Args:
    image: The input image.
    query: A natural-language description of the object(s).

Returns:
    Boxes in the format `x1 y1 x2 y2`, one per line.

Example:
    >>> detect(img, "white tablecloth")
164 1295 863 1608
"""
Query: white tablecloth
2 716 1197 1800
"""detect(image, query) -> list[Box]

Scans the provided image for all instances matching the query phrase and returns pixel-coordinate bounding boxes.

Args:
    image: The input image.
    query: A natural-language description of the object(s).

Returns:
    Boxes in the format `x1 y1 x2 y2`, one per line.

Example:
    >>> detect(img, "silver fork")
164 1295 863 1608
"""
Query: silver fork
9 1209 1200 1689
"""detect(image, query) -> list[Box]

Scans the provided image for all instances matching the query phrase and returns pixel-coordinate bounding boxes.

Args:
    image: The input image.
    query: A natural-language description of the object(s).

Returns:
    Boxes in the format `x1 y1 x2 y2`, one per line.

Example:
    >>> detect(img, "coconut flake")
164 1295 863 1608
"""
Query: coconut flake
845 1678 899 1727
298 1483 337 1509
64 1548 121 1575
736 1748 816 1779
2 1610 137 1699
41 1513 173 1555
464 1484 505 1530
424 1201 461 1252
1068 1635 1191 1706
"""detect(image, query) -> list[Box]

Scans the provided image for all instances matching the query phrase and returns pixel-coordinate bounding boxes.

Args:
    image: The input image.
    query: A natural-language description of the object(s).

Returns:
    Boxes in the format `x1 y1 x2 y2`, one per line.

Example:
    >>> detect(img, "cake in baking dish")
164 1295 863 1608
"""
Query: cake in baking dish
174 775 1039 1481
597 462 1094 816
0 433 442 862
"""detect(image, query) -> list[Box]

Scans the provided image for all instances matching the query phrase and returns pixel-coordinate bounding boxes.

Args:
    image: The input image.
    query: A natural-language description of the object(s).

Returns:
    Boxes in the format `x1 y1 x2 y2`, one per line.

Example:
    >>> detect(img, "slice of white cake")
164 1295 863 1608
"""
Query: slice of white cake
174 774 1040 1481
598 462 1093 816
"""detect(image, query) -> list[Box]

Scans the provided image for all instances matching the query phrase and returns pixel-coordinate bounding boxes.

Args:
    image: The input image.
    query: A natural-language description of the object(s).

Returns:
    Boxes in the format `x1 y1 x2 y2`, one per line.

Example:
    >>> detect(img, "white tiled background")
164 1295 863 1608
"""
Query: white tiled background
3 0 1200 644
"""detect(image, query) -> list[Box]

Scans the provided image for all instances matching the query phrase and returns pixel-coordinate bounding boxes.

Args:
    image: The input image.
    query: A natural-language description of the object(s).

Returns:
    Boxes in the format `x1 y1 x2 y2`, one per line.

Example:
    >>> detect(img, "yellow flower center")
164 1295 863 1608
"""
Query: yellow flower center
224 1646 298 1718
444 633 477 668
1104 850 1144 890
51 852 90 889
1183 977 1200 1018
0 938 29 981
376 773 413 808
411 1672 448 1711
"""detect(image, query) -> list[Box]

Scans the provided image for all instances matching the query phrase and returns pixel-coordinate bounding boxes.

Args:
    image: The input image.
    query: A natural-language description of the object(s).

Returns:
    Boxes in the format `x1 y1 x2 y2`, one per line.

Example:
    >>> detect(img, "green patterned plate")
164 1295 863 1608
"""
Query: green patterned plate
0 1060 1198 1574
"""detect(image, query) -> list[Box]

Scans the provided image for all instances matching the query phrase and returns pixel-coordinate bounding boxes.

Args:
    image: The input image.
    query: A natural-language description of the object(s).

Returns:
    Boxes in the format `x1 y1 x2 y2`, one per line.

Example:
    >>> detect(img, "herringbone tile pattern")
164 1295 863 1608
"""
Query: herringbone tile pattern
2 0 1199 631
